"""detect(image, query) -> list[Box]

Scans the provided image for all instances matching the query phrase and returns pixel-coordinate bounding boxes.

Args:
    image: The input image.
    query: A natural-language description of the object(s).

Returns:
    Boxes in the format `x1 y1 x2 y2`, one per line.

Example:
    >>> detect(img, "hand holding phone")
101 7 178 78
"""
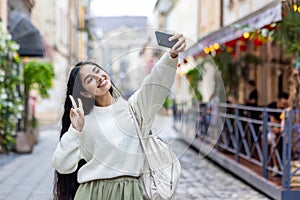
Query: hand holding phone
155 31 179 48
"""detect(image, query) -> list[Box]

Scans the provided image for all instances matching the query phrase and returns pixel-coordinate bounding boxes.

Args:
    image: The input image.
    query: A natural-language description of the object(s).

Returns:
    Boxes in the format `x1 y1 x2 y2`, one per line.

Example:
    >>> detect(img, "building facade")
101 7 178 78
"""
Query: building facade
155 0 287 106
31 0 89 123
220 0 285 105
0 0 8 29
154 0 221 103
89 16 149 97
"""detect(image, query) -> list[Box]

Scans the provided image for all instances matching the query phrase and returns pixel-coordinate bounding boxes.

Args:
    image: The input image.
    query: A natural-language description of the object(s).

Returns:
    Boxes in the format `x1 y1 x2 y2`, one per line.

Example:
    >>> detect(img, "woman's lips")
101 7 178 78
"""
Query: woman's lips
98 79 108 88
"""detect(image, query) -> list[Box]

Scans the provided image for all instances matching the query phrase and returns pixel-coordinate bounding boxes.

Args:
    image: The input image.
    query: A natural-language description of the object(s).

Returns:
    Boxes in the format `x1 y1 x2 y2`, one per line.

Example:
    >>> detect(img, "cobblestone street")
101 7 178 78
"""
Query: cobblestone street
156 116 271 200
173 140 270 200
0 115 271 200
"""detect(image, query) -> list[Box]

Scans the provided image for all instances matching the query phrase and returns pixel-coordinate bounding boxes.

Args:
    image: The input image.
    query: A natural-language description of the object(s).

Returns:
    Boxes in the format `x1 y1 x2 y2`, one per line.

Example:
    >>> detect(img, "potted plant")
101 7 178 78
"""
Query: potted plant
22 61 55 144
186 61 205 102
14 60 54 153
162 96 174 116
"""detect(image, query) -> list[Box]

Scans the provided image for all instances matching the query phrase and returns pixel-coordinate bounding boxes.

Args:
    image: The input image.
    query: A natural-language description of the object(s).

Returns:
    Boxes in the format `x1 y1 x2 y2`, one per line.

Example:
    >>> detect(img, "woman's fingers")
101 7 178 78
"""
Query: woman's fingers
69 95 78 109
168 33 183 42
170 37 186 57
78 98 83 110
69 97 84 132
69 96 84 116
77 98 84 118
70 108 78 117
70 108 77 126
168 34 186 58
168 33 185 50
172 37 186 52
176 40 186 52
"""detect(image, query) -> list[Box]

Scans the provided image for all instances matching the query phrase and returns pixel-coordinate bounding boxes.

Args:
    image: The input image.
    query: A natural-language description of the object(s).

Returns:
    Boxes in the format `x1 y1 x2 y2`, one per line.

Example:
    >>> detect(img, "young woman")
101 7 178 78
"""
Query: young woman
52 33 186 200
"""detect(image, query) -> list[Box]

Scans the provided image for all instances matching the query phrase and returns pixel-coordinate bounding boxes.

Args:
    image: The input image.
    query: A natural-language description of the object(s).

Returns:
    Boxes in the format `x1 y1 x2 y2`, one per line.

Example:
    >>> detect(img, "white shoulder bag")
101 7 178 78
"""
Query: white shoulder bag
129 105 181 200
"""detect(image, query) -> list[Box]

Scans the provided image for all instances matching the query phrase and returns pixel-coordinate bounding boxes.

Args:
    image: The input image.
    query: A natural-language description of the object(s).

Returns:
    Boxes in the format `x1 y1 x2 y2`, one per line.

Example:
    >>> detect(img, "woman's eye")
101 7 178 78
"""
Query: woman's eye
96 69 100 74
87 77 93 83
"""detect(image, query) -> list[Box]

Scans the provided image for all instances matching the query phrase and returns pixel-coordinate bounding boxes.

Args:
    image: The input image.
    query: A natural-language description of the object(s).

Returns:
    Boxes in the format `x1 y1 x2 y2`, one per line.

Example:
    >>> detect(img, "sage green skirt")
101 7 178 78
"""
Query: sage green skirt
74 176 143 200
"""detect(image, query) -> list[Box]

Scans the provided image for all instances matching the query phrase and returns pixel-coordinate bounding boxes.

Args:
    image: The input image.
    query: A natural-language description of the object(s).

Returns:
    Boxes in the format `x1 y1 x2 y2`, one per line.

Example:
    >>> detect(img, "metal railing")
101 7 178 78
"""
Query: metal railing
174 101 300 192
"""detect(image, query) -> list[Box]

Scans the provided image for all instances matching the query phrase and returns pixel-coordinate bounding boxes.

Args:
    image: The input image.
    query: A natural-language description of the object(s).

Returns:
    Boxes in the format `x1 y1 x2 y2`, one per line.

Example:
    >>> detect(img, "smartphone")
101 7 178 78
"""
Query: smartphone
155 31 178 48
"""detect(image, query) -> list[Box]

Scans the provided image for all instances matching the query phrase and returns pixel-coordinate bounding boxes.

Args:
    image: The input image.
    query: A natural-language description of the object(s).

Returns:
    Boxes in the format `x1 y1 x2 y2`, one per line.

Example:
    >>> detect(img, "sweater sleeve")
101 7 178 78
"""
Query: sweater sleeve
52 126 82 174
128 52 178 126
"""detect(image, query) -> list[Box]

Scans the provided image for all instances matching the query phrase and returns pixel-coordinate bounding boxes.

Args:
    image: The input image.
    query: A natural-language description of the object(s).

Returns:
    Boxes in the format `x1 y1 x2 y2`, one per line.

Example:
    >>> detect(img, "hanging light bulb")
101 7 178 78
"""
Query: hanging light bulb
294 4 298 12
204 47 210 54
243 32 250 39
213 43 220 50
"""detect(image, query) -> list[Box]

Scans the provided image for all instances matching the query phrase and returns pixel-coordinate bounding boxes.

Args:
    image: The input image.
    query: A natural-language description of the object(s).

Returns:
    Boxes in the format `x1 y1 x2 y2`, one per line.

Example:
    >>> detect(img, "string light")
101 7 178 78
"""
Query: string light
293 4 300 12
213 43 220 50
243 32 250 39
270 23 276 28
294 4 297 12
204 47 210 54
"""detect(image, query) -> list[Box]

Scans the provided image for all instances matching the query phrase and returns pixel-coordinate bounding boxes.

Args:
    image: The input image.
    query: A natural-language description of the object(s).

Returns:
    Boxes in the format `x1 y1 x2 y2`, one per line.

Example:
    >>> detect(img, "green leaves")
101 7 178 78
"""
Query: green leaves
22 61 55 132
186 61 205 101
23 61 55 98
212 51 239 96
0 22 55 152
0 22 21 152
273 1 300 55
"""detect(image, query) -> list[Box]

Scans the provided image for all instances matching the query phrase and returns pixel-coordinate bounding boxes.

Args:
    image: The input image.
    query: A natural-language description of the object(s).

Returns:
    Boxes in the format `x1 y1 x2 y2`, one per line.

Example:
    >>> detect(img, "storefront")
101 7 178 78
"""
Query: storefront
183 0 287 105
176 1 300 199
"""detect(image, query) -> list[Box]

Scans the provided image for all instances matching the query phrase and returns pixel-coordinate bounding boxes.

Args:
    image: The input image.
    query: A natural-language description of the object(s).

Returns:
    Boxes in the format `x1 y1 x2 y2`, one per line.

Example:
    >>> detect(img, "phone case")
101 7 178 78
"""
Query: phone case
155 31 178 48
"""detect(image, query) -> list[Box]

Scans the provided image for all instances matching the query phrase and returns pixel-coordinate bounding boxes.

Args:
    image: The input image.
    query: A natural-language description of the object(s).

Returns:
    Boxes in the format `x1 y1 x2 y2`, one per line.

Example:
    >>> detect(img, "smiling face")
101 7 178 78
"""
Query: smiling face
79 64 112 98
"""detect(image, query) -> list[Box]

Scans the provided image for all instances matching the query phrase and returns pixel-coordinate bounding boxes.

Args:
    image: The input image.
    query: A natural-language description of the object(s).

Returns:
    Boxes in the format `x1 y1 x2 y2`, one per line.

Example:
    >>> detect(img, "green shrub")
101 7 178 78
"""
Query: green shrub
0 23 22 152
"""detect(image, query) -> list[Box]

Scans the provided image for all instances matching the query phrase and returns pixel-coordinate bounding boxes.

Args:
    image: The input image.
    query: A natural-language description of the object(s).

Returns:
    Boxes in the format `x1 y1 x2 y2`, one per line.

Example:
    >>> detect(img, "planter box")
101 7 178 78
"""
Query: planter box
13 131 35 153
28 126 39 144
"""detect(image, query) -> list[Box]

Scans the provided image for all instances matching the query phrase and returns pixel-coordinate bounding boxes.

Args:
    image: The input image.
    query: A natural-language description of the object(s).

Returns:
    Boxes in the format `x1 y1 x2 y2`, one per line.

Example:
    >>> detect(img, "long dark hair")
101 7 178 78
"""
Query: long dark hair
53 61 121 200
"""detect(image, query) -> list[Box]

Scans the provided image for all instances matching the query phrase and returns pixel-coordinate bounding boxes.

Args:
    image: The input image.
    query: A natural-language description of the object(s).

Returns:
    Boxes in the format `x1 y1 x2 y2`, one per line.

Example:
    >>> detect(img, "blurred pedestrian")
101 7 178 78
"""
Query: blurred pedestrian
244 80 261 147
29 95 37 119
245 80 258 107
52 34 186 200
267 92 289 176
244 80 260 119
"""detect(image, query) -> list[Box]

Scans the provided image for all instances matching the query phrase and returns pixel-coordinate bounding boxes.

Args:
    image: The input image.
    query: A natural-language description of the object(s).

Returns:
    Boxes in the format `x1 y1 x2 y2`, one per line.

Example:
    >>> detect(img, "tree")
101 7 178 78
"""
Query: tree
273 0 300 159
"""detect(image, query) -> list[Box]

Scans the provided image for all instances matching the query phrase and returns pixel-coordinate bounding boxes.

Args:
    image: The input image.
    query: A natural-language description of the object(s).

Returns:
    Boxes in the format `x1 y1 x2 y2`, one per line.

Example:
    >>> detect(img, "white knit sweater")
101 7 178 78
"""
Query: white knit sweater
52 53 178 183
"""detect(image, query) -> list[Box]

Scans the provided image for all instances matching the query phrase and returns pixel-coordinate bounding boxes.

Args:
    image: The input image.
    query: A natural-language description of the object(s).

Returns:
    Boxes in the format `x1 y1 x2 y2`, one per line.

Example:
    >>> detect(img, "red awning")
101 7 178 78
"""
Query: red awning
183 0 282 57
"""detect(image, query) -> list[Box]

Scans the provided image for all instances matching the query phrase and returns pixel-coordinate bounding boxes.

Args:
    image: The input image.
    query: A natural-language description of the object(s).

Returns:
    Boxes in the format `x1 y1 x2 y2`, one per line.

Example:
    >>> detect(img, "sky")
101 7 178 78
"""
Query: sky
90 0 157 18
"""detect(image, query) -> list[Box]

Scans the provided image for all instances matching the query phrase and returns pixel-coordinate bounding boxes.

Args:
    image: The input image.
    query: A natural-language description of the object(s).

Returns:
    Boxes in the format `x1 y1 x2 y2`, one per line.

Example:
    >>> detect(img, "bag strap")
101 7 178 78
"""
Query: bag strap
128 104 153 170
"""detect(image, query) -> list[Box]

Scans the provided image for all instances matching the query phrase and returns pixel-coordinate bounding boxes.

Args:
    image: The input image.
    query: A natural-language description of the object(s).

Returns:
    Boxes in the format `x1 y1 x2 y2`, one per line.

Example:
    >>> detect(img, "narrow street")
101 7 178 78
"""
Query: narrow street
0 124 57 200
0 115 271 200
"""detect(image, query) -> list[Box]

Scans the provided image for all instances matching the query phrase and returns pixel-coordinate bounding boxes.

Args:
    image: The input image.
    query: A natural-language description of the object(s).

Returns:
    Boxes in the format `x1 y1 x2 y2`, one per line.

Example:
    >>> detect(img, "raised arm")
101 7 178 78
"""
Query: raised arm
129 33 186 127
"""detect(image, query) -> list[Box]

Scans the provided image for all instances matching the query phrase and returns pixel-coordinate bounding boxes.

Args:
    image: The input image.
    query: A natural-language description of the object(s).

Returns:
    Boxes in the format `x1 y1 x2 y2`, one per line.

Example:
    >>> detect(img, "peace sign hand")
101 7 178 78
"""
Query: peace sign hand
69 95 85 132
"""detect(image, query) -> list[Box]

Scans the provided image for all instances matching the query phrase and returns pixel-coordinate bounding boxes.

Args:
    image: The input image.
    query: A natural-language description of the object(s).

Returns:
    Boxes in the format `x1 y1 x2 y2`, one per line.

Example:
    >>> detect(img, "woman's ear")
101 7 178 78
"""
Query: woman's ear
80 91 93 98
